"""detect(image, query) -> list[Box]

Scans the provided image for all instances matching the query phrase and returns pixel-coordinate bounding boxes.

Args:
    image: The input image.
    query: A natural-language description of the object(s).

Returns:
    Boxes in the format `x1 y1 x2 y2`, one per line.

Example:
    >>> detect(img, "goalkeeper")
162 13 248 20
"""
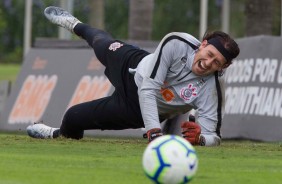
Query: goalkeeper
27 6 240 146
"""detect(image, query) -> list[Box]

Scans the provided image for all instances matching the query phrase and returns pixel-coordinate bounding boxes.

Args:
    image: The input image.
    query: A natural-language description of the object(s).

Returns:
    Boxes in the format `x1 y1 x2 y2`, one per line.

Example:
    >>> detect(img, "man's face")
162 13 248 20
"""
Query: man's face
192 40 229 76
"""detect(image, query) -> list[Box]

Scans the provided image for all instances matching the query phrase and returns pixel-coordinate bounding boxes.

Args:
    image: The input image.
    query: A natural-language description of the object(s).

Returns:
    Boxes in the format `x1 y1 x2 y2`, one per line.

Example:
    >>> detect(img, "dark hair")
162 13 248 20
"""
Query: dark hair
202 31 240 64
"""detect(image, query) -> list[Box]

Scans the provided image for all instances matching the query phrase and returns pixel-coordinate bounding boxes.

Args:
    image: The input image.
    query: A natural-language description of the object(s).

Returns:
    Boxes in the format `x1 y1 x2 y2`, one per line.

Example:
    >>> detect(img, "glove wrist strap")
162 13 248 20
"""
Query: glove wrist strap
147 128 163 142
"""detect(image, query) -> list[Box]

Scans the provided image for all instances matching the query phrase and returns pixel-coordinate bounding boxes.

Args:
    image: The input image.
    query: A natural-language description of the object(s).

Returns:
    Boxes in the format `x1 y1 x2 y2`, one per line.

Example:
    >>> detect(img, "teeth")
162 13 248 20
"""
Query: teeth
199 60 206 70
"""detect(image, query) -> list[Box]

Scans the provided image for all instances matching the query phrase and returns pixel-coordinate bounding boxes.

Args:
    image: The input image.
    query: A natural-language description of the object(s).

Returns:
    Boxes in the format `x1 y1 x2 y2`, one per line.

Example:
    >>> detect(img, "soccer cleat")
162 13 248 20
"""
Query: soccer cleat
27 123 59 139
44 6 81 32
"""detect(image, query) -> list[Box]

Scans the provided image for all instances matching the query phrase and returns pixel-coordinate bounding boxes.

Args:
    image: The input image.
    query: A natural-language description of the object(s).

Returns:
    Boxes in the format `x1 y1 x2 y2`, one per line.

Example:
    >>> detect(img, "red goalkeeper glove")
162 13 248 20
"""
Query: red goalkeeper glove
181 115 201 145
146 128 163 143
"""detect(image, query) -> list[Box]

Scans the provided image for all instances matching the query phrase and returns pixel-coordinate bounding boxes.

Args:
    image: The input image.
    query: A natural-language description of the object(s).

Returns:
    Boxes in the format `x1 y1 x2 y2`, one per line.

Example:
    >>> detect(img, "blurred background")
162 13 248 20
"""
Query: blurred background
0 0 281 64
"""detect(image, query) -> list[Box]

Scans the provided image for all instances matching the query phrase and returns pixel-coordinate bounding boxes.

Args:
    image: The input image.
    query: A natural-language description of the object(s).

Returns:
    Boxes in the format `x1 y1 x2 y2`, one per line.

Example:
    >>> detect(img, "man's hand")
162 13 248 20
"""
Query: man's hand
146 128 163 143
181 117 201 145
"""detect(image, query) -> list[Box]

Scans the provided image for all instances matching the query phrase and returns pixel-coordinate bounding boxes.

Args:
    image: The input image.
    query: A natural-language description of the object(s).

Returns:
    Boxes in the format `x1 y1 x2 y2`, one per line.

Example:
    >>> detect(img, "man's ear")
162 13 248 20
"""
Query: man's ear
222 62 231 69
200 40 208 48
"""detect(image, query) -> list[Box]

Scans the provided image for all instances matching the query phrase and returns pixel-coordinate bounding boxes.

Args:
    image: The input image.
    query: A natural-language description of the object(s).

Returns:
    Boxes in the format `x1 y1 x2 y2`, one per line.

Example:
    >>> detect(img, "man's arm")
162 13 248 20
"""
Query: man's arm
182 74 224 146
137 36 179 142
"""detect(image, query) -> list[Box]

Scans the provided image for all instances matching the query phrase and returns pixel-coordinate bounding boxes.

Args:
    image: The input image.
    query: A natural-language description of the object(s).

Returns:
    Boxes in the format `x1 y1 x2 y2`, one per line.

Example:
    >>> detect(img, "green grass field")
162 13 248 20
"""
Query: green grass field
0 133 282 184
0 63 20 82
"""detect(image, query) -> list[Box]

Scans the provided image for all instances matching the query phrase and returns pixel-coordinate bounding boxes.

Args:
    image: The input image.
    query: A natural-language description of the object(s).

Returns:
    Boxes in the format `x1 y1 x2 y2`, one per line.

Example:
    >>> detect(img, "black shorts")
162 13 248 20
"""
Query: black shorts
60 39 150 139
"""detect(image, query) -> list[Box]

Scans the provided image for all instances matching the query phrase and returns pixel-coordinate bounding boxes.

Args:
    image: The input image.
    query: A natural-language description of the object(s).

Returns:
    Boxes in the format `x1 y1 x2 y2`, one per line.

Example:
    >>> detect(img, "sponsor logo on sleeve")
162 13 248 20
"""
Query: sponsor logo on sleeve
160 88 175 102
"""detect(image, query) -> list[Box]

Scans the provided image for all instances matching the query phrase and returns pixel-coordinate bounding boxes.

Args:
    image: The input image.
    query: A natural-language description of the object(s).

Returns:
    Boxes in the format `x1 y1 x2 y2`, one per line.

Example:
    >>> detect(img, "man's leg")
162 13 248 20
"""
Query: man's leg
73 23 115 66
27 95 144 139
26 6 145 139
60 91 144 139
44 6 114 66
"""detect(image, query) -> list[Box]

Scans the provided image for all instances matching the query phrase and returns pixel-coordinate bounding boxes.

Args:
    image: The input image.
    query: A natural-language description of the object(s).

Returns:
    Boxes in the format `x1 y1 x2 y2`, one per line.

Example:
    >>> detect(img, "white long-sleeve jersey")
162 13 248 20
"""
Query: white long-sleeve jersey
133 32 224 146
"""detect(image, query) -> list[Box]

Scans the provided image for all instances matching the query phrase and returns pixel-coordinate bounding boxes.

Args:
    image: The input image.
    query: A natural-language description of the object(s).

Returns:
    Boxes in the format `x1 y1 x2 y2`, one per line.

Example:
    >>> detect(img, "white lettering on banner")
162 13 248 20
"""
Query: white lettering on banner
225 87 282 117
225 58 278 84
276 62 282 83
225 58 254 84
251 58 277 82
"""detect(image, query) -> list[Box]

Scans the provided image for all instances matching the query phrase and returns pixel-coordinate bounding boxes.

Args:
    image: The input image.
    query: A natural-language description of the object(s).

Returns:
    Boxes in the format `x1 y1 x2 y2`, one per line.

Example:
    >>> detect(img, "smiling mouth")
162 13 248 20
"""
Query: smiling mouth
198 60 207 70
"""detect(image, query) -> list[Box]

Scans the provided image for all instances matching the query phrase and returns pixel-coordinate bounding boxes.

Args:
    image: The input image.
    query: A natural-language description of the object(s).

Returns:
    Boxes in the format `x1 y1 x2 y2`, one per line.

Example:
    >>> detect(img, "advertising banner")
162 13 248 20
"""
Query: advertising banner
0 48 144 136
222 35 282 141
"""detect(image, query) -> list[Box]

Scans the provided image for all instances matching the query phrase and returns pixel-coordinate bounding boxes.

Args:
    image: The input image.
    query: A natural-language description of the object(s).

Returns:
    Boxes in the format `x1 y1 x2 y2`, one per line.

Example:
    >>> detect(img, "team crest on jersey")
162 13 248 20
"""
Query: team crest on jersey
180 83 197 101
109 42 124 51
160 88 175 102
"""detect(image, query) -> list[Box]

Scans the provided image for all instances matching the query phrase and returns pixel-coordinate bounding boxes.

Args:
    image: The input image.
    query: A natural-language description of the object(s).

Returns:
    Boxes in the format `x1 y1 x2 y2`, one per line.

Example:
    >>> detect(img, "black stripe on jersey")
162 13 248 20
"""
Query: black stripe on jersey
150 35 198 79
214 71 222 138
177 71 192 81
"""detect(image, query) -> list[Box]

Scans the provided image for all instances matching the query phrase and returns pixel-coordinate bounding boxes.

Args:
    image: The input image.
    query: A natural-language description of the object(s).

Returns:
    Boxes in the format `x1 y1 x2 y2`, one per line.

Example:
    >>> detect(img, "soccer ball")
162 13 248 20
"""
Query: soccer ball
142 135 198 184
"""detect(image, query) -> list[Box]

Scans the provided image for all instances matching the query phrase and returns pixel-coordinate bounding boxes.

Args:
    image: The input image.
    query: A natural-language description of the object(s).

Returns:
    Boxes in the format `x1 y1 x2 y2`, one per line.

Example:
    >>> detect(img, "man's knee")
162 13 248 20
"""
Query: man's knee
60 106 84 139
